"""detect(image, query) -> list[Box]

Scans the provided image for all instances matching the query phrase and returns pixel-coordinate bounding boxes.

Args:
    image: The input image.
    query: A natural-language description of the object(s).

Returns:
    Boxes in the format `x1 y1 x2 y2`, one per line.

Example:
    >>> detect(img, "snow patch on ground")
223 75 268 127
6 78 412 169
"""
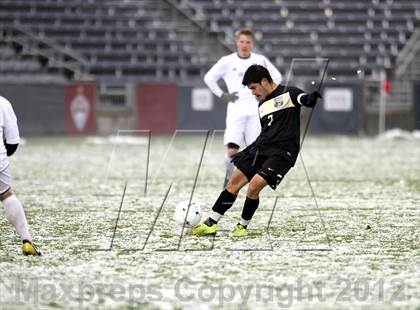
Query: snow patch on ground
377 128 420 140
85 135 148 145
0 136 418 309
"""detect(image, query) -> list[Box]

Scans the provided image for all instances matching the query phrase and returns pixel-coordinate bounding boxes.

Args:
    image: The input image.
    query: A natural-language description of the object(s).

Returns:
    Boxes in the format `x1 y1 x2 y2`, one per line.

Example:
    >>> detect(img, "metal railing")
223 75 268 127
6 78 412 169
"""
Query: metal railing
395 28 420 79
1 23 94 81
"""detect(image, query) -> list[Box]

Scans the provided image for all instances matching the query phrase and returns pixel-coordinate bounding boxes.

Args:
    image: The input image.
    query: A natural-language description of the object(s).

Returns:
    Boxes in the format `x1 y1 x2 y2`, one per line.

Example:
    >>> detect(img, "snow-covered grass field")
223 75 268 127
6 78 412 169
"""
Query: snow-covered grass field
0 132 419 309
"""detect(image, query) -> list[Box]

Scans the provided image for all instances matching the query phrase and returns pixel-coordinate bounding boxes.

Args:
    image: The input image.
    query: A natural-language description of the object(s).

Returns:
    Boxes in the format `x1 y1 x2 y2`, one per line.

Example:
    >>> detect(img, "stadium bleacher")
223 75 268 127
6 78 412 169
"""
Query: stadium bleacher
0 0 419 82
185 0 419 79
0 0 210 81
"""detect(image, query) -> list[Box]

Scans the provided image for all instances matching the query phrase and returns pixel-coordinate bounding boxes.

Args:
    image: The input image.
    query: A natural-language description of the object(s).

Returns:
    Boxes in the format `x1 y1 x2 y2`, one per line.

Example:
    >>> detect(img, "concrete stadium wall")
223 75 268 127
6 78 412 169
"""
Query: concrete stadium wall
176 86 226 131
136 84 177 134
1 81 416 136
134 84 226 134
414 82 420 130
0 83 97 136
307 82 363 134
0 83 65 136
363 81 416 135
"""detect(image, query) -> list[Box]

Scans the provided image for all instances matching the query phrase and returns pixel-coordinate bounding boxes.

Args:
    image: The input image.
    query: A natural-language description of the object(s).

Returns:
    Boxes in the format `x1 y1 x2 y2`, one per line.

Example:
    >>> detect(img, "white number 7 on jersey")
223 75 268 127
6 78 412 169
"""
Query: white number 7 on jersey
267 114 274 126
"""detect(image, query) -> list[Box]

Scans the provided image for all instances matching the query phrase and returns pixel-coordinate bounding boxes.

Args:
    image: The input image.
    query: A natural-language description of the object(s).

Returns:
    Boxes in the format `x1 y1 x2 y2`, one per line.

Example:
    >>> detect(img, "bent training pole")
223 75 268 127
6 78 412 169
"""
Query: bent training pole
300 58 329 149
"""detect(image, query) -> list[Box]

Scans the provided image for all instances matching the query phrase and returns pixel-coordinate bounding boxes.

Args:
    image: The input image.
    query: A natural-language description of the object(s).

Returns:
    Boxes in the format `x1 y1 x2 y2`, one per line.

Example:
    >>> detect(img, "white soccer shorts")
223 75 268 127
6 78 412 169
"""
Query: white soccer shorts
224 113 261 147
0 166 12 194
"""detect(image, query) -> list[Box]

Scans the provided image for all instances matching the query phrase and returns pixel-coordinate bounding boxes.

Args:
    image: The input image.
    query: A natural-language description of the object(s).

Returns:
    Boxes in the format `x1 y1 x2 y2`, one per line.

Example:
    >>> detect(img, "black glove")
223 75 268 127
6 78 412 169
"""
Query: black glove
305 91 322 107
4 142 18 156
220 92 239 104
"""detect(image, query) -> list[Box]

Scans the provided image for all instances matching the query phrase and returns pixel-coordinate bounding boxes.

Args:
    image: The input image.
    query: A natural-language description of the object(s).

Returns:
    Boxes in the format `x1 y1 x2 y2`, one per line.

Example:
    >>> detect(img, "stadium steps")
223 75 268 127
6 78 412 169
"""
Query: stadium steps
185 0 420 81
0 0 217 81
1 23 92 82
0 0 418 82
0 26 80 83
396 28 420 81
149 0 231 63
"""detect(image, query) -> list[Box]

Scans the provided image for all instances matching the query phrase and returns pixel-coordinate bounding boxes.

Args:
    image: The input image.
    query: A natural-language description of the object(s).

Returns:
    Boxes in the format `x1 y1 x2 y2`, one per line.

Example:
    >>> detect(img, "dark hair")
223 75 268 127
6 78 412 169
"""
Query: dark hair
242 64 273 86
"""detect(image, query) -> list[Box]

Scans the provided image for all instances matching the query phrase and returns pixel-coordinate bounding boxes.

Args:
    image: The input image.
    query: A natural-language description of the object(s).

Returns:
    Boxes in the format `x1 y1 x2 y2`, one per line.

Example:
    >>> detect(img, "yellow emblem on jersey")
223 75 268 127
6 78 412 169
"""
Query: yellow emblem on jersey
259 92 294 119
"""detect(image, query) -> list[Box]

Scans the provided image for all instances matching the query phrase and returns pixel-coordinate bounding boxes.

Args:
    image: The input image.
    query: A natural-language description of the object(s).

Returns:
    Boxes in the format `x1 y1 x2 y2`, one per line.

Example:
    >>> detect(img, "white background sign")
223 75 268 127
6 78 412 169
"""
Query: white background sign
324 88 353 112
192 88 213 111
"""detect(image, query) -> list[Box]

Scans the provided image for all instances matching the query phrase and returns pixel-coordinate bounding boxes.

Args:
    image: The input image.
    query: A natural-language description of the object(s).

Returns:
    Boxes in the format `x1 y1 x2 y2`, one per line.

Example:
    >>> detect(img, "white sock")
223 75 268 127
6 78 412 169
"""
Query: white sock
239 218 250 227
210 211 222 222
224 154 235 180
3 195 32 242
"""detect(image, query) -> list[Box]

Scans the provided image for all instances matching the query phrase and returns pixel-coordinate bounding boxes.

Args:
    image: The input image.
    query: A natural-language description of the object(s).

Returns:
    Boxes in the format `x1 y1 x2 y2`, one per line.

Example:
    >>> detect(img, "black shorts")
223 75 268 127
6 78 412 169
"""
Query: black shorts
232 151 293 190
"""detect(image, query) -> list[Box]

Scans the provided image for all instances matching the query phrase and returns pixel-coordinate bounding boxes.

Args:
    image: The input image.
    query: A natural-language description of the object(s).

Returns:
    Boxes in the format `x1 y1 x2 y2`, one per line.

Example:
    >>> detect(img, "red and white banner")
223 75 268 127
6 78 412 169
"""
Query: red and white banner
65 84 96 135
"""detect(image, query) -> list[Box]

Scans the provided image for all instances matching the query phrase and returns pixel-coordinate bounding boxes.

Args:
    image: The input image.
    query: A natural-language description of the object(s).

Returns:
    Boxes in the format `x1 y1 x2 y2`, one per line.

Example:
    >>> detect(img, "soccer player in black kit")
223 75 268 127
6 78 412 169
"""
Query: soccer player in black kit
192 64 321 237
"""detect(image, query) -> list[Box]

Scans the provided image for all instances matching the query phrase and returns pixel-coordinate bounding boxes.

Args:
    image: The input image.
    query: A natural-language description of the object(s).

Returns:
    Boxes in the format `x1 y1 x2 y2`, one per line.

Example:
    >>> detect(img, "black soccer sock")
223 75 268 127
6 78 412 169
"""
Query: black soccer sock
210 189 237 222
239 197 260 227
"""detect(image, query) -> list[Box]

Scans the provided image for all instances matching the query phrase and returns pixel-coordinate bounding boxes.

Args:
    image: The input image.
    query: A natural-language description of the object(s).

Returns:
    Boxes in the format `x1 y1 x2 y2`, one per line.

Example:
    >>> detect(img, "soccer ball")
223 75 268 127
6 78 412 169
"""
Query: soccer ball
174 200 202 228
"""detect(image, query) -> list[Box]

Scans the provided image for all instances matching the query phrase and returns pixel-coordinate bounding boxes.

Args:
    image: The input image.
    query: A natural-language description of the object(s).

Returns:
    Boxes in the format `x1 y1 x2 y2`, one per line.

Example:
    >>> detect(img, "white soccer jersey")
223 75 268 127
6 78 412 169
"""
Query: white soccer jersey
204 52 282 116
0 96 20 171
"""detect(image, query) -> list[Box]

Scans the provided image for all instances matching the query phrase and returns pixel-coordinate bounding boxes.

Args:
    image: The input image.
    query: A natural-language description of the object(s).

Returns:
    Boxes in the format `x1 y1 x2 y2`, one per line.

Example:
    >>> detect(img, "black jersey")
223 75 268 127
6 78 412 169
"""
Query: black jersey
243 85 306 165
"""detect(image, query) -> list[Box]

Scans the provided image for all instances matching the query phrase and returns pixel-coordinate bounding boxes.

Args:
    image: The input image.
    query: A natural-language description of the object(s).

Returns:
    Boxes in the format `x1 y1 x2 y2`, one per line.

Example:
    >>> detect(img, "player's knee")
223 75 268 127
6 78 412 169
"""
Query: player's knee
226 143 239 157
226 171 247 195
226 183 240 195
247 177 266 199
0 188 13 201
247 186 260 200
226 178 242 194
227 149 238 158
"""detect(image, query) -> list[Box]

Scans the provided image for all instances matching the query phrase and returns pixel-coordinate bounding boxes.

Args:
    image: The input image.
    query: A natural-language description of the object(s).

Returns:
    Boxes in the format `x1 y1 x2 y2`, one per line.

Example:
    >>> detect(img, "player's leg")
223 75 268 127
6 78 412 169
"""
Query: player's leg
244 114 261 146
231 156 293 237
1 187 32 242
230 174 267 237
191 169 249 236
191 150 261 236
224 143 239 188
206 169 249 224
0 167 41 255
223 113 246 187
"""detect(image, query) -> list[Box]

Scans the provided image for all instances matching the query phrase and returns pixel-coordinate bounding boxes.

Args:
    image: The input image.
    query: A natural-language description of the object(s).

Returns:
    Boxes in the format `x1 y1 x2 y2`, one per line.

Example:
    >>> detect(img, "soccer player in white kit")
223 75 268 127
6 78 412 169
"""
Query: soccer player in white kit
204 28 282 186
0 96 41 255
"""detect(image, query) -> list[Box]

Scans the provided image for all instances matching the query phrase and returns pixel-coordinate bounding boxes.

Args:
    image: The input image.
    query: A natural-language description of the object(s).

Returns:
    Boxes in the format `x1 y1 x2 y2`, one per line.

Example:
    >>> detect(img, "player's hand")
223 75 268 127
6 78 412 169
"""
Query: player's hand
220 92 239 103
306 91 322 107
4 141 18 156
